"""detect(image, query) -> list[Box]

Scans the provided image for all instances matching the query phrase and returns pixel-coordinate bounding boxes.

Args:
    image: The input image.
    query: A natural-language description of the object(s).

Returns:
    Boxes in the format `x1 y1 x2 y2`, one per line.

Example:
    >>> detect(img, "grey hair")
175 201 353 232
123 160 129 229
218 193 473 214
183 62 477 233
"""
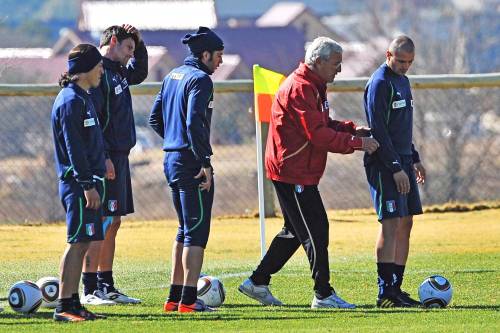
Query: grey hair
305 37 343 66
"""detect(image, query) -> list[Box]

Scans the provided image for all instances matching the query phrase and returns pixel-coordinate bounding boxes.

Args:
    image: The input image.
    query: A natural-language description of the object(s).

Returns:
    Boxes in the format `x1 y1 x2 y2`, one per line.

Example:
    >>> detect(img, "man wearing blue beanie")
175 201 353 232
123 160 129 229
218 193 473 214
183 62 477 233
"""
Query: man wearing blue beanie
149 26 224 313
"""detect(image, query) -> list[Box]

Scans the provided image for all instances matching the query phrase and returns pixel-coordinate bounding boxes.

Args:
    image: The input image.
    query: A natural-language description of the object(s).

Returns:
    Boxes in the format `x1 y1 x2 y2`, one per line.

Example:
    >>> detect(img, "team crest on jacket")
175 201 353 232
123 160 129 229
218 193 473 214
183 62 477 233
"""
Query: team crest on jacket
295 184 304 193
323 100 329 112
108 200 118 212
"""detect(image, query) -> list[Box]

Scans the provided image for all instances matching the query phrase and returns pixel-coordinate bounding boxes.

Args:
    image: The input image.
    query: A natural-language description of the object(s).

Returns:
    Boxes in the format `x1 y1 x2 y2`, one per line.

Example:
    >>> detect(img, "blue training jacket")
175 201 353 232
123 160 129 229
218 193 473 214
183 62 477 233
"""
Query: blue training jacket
149 56 214 168
364 63 420 173
90 41 148 154
51 83 106 188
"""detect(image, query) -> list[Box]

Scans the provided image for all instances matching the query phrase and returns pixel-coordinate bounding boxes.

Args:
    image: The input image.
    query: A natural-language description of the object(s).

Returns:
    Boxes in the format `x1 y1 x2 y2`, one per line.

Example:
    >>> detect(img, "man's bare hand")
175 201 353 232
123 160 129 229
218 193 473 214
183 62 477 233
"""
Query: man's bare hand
393 170 410 194
361 137 379 154
194 167 213 192
84 188 101 210
105 158 115 180
122 24 141 42
414 162 426 184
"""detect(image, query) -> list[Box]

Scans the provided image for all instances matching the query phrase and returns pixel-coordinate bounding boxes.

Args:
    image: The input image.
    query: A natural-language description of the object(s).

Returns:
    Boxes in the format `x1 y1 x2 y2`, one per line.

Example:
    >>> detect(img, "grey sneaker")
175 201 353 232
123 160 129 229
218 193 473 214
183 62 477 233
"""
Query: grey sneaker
238 278 283 306
311 291 356 309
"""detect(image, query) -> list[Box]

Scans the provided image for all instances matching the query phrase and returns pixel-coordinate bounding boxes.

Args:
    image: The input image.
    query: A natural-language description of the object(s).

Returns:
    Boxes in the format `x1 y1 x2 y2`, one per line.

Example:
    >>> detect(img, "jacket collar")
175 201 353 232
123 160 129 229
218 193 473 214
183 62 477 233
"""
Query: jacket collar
68 82 89 96
184 55 212 75
295 62 327 92
103 56 123 73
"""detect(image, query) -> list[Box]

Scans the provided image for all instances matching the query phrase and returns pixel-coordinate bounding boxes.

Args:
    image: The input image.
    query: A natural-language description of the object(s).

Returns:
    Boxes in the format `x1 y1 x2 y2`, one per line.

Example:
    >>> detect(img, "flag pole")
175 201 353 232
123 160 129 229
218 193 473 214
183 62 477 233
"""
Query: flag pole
255 112 267 259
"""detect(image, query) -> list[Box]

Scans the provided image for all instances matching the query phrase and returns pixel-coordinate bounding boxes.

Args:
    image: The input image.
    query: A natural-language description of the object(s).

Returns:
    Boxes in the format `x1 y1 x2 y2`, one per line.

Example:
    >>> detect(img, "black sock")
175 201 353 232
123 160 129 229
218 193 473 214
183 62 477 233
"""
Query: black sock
71 293 82 309
167 284 183 303
315 288 333 300
56 297 73 313
377 262 395 297
249 275 267 286
394 264 405 291
180 286 197 305
98 271 115 292
82 272 98 295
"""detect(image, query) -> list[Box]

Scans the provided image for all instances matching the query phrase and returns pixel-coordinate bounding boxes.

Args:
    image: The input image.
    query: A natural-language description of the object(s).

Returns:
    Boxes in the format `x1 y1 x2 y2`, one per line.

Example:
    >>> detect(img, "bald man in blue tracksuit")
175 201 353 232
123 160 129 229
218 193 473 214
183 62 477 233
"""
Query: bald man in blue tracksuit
149 27 224 312
364 35 426 308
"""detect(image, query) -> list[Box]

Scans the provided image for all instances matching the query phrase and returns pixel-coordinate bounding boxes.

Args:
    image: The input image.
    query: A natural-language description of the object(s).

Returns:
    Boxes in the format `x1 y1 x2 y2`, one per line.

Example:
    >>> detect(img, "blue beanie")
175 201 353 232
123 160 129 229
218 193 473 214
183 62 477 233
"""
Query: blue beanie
182 26 224 54
68 44 102 75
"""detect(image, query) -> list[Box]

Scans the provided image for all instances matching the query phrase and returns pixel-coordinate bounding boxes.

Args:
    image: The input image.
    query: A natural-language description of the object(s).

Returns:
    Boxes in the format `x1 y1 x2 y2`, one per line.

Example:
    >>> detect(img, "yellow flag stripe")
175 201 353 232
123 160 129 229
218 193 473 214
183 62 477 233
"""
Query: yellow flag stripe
253 65 286 95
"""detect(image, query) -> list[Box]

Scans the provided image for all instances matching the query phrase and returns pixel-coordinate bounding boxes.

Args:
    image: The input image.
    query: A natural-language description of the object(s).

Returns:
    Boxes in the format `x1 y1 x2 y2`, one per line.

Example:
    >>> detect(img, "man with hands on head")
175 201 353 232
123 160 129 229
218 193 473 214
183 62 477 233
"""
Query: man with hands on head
82 24 148 306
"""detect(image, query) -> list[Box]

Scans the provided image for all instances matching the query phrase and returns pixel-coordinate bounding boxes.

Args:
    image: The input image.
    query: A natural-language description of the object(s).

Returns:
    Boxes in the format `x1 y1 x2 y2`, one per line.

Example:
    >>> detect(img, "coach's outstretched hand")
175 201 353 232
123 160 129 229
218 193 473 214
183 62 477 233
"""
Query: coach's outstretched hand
195 166 213 192
361 137 379 154
84 188 101 210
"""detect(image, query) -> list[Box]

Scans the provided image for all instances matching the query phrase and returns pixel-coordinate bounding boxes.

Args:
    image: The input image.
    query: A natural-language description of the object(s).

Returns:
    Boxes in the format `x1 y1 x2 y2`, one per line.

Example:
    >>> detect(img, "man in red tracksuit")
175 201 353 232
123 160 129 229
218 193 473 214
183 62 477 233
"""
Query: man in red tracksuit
239 37 379 309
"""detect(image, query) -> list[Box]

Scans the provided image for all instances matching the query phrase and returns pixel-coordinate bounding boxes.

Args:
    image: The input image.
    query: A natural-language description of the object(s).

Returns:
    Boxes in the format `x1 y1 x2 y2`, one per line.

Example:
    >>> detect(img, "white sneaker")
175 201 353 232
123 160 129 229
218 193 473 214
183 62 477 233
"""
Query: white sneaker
311 291 356 309
80 291 117 306
238 278 283 306
99 288 141 304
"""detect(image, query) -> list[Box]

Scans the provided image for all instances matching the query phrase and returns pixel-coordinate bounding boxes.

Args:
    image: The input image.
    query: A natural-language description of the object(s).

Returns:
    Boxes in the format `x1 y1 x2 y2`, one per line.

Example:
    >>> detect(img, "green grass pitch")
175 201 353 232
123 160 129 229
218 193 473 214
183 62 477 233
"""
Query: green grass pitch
0 208 498 332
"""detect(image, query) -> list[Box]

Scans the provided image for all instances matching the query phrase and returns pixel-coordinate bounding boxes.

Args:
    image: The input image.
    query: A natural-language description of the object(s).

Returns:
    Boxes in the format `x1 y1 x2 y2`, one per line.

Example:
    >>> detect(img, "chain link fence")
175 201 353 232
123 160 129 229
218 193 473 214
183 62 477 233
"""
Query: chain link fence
0 75 498 223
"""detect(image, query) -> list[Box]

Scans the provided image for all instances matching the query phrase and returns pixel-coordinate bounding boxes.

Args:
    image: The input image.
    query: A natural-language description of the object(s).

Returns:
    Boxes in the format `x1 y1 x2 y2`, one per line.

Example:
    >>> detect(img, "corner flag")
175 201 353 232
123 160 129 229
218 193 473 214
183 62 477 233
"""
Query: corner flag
253 65 286 258
253 65 286 123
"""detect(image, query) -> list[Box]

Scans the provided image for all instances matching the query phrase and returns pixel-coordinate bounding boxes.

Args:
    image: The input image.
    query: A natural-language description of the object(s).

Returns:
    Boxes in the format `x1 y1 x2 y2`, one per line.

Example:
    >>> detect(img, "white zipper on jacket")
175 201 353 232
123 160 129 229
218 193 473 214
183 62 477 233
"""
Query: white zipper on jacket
282 141 309 161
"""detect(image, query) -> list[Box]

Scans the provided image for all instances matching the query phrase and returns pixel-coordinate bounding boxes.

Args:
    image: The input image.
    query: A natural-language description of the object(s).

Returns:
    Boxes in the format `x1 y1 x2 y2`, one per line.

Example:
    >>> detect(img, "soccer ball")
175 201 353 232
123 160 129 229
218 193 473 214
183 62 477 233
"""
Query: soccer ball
8 280 43 314
36 277 59 308
197 275 226 307
418 275 453 308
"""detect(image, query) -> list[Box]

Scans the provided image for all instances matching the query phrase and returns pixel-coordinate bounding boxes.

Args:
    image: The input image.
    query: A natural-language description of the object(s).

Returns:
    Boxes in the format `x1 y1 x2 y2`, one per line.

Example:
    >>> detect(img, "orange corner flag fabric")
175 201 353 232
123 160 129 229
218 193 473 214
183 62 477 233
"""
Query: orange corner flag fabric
253 65 286 123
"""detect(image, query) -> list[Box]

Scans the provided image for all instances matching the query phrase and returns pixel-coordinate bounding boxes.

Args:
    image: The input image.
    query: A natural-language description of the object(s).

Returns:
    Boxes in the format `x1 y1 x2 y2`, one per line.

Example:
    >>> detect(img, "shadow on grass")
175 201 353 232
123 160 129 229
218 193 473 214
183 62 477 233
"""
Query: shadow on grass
0 311 55 325
448 305 500 310
222 303 306 309
2 304 496 325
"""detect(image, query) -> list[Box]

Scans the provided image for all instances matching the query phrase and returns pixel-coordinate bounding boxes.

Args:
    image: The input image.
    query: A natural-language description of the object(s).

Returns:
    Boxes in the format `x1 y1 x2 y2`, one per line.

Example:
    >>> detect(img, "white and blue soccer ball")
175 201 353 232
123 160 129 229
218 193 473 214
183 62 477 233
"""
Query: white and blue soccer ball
197 275 226 307
36 277 59 308
8 280 43 314
418 275 453 308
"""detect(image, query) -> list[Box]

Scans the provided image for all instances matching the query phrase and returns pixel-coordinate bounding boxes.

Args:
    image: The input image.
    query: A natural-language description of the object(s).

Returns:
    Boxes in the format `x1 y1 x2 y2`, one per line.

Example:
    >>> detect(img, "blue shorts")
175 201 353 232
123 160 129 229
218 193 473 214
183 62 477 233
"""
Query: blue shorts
59 177 105 244
164 151 214 248
103 151 134 216
365 156 423 222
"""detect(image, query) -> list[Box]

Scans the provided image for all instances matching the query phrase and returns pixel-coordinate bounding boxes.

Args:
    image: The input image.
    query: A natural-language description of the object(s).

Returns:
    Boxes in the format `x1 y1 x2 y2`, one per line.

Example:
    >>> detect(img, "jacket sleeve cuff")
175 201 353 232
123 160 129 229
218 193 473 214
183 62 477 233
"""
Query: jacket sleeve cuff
78 179 95 191
201 158 212 168
347 136 363 149
389 161 403 173
412 150 421 164
344 121 357 135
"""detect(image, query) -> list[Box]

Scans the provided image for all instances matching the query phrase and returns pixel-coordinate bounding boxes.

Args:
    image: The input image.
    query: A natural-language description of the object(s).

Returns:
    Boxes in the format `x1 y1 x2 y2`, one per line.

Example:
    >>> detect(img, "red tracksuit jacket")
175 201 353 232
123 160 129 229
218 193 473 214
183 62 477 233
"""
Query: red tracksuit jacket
265 62 363 185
